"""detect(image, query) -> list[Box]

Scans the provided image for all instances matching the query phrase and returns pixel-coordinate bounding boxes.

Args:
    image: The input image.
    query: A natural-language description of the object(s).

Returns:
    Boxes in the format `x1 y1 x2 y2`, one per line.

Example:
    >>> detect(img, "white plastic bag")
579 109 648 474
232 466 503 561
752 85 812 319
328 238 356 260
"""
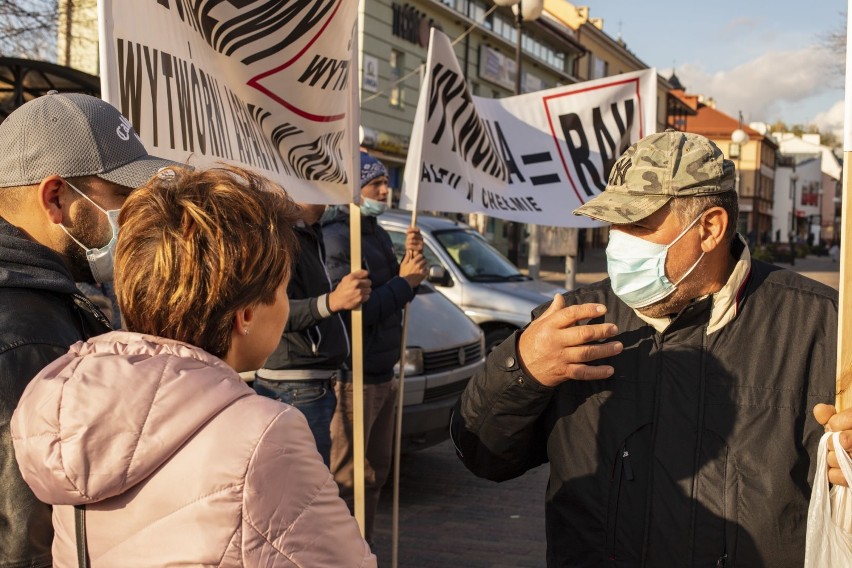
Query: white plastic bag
805 431 852 567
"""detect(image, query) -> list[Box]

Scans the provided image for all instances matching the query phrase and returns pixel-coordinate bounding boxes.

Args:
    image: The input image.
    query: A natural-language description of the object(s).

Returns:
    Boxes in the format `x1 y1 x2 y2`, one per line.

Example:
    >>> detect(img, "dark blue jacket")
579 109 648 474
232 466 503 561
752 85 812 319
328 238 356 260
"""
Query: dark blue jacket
322 206 414 384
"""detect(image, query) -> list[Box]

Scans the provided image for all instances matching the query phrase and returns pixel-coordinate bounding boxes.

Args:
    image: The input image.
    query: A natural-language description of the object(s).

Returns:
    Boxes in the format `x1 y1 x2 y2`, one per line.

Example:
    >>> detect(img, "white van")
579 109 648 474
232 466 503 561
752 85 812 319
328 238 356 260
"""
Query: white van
380 210 566 353
397 283 484 451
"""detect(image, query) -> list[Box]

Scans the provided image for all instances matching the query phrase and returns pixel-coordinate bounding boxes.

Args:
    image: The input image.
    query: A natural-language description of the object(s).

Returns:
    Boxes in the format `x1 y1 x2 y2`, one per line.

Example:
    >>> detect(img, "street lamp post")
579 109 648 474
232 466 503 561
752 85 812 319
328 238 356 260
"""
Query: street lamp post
493 0 544 277
731 115 750 242
790 171 799 266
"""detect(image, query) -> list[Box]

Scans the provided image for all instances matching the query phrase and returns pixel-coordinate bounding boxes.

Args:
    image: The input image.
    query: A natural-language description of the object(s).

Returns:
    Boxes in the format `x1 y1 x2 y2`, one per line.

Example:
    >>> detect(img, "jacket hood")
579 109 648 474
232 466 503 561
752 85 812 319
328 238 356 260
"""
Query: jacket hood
12 331 254 506
321 204 380 233
0 217 77 294
321 204 350 227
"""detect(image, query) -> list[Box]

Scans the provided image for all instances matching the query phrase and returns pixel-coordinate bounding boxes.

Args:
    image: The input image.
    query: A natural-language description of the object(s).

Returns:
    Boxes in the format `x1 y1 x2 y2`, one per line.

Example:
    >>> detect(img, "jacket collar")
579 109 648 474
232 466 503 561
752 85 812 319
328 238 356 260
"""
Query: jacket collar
0 216 78 294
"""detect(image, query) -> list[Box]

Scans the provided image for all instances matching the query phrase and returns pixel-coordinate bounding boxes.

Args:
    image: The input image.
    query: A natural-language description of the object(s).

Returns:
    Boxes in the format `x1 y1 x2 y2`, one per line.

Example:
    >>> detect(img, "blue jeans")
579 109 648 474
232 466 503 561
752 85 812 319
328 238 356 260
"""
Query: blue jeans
253 378 337 466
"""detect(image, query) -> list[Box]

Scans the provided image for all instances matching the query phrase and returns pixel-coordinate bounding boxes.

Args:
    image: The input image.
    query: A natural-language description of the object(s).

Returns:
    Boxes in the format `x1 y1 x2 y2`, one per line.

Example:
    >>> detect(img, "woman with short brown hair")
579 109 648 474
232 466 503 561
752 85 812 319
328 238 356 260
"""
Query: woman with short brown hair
12 166 375 567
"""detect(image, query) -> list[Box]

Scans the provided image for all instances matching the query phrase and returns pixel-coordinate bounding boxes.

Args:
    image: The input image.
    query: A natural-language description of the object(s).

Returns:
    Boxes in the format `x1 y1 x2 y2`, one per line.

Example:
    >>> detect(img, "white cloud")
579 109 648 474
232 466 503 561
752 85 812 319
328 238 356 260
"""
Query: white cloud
674 46 835 124
812 99 844 140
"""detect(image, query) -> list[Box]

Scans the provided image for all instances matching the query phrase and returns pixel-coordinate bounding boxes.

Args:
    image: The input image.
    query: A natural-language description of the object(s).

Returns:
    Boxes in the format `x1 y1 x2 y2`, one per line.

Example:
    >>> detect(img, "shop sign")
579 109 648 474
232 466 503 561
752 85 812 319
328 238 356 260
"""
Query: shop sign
391 3 440 48
363 54 379 93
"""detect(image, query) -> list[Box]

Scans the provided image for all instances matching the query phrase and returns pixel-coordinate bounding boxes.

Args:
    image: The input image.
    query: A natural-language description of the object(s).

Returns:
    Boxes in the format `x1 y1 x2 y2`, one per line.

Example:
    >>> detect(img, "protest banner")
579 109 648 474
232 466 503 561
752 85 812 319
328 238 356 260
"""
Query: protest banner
401 29 657 227
99 0 369 536
98 0 359 204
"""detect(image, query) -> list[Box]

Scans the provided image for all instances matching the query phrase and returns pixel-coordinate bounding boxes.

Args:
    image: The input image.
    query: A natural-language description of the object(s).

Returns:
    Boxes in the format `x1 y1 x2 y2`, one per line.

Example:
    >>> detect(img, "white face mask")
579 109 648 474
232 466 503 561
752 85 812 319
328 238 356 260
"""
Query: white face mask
606 214 704 309
360 197 388 217
59 181 120 283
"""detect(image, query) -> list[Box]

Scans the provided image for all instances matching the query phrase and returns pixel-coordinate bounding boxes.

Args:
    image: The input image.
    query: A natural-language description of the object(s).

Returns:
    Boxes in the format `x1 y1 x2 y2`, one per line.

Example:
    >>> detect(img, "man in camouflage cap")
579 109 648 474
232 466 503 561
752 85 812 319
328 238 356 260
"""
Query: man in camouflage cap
452 129 838 566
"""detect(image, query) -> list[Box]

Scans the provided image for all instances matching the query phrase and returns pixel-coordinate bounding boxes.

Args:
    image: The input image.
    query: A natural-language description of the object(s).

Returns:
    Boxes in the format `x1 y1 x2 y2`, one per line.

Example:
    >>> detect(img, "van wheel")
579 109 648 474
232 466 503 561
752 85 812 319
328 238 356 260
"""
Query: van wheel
484 327 514 355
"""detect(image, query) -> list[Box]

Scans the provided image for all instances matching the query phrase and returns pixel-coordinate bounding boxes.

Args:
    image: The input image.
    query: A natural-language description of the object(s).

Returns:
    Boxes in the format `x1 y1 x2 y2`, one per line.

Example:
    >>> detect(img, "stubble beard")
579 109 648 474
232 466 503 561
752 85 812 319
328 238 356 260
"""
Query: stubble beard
635 264 708 319
62 206 109 283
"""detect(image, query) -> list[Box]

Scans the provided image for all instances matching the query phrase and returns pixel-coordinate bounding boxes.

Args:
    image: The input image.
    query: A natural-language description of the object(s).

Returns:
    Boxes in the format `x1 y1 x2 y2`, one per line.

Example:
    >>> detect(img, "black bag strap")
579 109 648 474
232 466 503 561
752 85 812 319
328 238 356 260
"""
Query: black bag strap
74 504 90 568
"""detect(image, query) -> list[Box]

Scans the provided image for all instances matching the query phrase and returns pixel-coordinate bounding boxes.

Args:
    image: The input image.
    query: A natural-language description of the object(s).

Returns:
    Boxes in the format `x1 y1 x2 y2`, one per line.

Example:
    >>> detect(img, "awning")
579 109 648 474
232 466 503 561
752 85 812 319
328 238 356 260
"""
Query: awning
0 58 100 123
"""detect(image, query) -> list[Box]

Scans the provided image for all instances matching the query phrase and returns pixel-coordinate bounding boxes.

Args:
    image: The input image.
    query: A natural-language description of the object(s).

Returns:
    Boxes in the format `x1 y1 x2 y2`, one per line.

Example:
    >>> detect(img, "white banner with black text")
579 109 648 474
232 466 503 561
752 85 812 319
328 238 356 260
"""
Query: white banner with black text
99 0 360 203
402 29 657 227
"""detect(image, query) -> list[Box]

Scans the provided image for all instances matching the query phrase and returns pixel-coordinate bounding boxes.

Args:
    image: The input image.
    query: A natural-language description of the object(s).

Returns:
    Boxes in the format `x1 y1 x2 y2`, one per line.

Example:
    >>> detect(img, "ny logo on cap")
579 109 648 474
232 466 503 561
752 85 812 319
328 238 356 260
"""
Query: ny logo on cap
610 156 633 186
116 115 140 142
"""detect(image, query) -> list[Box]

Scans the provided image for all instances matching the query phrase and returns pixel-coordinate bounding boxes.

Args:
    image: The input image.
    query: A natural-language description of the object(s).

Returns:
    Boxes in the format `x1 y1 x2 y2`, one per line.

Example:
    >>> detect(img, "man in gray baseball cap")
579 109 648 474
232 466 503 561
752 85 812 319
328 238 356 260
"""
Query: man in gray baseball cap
0 92 179 567
453 129 838 566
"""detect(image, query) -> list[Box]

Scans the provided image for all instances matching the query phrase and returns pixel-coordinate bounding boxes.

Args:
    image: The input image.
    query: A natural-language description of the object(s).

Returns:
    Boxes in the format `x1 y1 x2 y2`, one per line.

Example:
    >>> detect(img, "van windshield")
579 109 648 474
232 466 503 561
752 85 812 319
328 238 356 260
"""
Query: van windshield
434 229 528 282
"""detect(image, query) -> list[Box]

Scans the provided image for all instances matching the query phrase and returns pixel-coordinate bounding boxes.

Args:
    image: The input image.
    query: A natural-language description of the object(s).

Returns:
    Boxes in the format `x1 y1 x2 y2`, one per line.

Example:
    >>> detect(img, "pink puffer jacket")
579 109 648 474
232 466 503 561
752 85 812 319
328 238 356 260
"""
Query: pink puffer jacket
11 331 375 567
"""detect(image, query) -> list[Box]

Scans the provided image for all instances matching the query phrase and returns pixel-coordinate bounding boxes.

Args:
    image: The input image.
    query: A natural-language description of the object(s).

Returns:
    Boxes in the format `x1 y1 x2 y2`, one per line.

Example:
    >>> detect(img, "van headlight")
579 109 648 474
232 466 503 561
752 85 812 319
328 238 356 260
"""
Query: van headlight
394 348 424 376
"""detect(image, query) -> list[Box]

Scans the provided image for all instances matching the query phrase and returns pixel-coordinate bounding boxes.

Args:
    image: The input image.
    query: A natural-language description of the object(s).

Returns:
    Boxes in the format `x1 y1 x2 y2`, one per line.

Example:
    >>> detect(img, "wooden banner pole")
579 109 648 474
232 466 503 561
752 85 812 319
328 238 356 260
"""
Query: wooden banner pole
391 209 419 568
350 206 366 535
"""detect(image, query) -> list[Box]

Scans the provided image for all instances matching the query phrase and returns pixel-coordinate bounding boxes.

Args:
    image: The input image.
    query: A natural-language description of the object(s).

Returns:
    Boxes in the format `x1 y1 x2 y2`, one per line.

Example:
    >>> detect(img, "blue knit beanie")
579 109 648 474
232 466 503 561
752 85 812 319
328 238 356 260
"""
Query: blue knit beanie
360 151 388 188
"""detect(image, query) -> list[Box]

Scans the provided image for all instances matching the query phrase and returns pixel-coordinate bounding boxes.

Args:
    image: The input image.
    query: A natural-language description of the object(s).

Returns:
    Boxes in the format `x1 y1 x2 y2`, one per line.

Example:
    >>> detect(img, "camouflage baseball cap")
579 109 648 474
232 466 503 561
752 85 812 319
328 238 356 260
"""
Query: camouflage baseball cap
573 129 735 224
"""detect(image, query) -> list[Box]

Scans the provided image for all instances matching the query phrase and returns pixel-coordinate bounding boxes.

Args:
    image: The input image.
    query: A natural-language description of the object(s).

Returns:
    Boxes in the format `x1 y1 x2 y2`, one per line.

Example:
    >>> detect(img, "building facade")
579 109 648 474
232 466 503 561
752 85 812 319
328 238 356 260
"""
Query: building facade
358 0 586 258
673 89 778 245
775 132 842 245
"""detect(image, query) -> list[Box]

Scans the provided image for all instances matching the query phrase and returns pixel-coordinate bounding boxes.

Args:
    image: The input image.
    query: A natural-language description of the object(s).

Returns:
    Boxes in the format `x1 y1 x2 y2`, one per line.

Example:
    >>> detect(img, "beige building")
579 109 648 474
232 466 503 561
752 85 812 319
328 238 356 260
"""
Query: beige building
57 0 99 76
540 2 694 256
543 1 693 135
672 88 778 244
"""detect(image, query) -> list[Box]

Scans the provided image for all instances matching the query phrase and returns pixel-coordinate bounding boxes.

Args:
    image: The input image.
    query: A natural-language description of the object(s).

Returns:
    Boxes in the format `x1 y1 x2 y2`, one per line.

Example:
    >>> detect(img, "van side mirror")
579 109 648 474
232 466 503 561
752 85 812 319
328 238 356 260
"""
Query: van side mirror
427 265 453 287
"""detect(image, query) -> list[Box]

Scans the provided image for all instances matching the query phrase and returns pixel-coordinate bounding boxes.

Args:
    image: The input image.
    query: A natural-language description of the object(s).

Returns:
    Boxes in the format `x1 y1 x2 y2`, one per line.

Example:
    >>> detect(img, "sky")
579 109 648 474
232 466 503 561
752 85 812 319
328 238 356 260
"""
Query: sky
580 0 846 137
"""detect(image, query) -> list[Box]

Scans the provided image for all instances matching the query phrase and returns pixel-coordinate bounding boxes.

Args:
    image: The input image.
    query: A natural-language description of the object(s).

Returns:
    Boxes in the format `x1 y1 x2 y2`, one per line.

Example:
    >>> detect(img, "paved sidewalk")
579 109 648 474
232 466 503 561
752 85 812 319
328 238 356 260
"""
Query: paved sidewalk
372 443 548 567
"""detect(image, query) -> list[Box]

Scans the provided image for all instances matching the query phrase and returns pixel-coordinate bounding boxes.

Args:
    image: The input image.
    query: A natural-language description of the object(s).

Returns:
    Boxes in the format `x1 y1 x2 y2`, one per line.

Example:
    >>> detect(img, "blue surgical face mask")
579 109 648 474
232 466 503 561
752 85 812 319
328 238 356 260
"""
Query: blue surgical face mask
58 181 120 283
606 213 704 309
360 197 388 217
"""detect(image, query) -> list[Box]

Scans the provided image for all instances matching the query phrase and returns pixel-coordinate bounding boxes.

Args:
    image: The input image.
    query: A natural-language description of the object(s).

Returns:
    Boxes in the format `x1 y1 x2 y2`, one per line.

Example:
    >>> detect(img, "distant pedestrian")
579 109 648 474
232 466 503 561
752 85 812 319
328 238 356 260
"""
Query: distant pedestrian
0 92 177 568
12 166 375 566
829 242 839 263
254 202 371 466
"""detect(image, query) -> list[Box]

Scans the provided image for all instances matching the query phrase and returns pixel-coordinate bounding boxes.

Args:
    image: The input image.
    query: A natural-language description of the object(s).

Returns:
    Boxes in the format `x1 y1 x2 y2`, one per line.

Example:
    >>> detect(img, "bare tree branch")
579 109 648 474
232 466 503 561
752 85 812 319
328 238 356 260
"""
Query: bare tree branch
818 9 846 88
0 0 60 61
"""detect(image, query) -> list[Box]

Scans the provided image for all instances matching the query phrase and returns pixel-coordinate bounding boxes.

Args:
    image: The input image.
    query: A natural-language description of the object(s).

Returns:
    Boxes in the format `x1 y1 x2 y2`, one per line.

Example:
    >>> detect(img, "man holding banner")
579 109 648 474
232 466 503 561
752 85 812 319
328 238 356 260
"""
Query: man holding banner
324 152 427 543
451 130 838 566
253 203 371 466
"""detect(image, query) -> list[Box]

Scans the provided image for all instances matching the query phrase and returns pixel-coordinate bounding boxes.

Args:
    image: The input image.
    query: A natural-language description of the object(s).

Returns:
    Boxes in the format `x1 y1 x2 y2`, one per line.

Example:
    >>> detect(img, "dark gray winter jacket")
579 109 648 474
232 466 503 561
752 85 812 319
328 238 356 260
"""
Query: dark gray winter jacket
263 222 349 371
452 240 837 567
0 217 110 568
322 206 414 384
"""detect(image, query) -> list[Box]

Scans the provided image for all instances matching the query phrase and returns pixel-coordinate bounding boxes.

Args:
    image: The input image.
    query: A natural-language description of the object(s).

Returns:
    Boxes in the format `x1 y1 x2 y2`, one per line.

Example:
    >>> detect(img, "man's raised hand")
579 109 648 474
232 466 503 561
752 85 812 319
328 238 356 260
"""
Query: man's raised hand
517 294 623 387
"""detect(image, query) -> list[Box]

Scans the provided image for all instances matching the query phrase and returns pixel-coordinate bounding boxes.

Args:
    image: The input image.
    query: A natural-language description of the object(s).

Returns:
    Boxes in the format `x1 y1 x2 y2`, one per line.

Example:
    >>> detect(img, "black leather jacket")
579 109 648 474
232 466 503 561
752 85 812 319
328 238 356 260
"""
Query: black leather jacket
0 218 110 568
453 246 837 567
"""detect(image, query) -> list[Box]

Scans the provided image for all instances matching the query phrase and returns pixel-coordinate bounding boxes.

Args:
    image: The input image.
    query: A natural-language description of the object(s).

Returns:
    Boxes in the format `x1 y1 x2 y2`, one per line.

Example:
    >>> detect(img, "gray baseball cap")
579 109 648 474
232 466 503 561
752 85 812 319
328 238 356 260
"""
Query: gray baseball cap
573 129 736 224
0 91 180 189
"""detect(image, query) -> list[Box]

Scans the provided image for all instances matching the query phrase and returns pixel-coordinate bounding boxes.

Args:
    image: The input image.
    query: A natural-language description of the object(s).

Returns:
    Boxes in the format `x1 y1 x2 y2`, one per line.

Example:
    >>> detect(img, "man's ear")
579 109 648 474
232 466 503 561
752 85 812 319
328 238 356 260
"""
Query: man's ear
37 176 70 225
699 206 728 253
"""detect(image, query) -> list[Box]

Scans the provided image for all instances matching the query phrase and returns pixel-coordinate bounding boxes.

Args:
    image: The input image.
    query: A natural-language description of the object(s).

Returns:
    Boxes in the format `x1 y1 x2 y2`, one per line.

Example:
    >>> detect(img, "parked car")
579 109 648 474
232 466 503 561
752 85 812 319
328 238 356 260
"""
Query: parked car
396 282 484 451
379 210 566 353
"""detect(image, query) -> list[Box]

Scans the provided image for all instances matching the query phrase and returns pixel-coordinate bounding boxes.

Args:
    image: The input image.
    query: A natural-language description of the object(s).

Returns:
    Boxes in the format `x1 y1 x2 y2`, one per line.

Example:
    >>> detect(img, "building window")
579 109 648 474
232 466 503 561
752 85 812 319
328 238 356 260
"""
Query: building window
389 49 404 108
589 54 608 79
